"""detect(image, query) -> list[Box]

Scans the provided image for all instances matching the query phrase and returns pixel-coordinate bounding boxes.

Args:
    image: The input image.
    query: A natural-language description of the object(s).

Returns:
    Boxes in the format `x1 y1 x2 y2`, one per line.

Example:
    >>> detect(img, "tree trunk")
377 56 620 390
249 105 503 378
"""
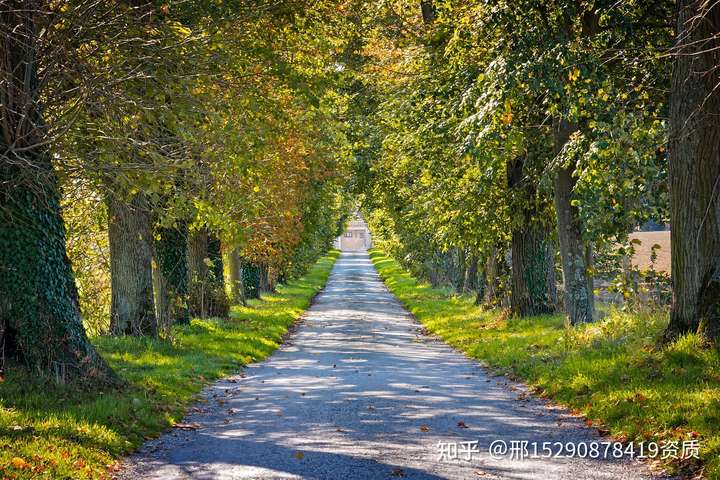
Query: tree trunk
107 192 157 336
455 248 467 292
463 254 479 293
207 234 229 317
187 228 209 318
511 228 558 316
242 260 261 299
0 5 115 383
227 247 247 306
420 0 436 24
187 228 229 318
483 248 501 306
553 120 594 324
508 157 558 317
259 263 271 293
0 155 117 383
154 224 189 327
153 261 170 334
474 253 487 305
664 0 720 343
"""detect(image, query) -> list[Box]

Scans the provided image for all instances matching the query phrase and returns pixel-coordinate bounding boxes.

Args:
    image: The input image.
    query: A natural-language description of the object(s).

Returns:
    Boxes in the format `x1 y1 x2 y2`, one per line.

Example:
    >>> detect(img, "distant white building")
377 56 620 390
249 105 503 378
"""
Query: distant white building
335 212 372 251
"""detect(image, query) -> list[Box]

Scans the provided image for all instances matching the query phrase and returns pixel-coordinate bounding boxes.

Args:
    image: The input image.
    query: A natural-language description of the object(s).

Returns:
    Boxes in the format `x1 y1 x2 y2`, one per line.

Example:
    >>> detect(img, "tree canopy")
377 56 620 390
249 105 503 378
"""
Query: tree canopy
1 0 719 383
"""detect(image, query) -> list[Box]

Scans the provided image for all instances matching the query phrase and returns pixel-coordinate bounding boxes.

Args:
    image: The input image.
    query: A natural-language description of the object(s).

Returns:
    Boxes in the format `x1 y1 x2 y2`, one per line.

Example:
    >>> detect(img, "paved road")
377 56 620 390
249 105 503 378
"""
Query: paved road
121 251 661 480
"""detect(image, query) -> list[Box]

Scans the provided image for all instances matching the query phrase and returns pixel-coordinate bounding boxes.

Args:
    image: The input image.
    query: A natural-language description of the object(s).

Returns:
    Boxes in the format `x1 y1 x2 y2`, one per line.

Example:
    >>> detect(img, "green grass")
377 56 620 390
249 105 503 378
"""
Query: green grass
0 250 339 479
369 249 720 479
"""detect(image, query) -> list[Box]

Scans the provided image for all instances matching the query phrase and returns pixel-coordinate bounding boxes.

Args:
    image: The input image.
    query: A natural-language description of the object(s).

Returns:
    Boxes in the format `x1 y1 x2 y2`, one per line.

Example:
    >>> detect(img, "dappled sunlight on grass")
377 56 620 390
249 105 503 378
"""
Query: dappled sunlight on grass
0 250 339 479
369 249 720 478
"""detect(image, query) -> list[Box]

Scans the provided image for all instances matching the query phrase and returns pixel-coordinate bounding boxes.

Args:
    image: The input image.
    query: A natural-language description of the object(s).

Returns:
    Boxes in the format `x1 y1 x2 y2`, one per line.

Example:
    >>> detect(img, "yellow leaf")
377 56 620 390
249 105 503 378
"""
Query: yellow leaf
11 457 29 469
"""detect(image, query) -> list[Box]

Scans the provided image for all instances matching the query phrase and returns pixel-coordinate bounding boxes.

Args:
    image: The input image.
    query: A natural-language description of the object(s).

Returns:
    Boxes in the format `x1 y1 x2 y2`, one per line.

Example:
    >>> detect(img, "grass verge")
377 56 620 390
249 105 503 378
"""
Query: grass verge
369 248 720 479
0 250 339 479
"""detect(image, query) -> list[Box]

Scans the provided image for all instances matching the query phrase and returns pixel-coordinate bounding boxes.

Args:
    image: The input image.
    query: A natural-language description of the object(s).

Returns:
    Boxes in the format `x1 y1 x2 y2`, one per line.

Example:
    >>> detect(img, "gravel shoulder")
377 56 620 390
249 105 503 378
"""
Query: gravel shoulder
119 251 664 480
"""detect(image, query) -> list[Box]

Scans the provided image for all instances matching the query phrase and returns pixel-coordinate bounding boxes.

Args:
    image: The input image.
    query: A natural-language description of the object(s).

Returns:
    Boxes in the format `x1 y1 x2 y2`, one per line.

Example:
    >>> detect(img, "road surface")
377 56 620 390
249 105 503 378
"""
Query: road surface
120 251 661 480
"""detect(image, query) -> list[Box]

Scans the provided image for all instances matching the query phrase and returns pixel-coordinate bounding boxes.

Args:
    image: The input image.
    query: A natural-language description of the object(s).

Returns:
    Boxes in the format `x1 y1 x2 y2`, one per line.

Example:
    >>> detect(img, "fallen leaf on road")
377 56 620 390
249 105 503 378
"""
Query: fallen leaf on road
173 422 201 430
420 425 429 432
293 451 305 460
391 468 406 477
457 421 469 429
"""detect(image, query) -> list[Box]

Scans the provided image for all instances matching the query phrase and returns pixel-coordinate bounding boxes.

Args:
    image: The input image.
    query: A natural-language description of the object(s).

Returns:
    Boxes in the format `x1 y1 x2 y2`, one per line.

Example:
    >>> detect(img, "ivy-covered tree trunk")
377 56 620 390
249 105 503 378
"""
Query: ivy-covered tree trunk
107 193 157 336
553 120 594 324
154 223 189 328
242 260 261 300
0 6 115 383
664 0 720 343
508 157 558 317
207 234 229 317
0 158 117 383
510 228 557 316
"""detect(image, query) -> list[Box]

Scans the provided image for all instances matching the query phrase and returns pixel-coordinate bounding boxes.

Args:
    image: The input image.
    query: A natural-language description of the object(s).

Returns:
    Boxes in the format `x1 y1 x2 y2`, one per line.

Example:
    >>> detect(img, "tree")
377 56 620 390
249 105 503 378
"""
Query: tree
1 0 352 381
0 2 116 383
187 227 229 319
107 191 157 335
355 0 671 325
507 151 558 316
664 0 720 343
154 222 190 329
